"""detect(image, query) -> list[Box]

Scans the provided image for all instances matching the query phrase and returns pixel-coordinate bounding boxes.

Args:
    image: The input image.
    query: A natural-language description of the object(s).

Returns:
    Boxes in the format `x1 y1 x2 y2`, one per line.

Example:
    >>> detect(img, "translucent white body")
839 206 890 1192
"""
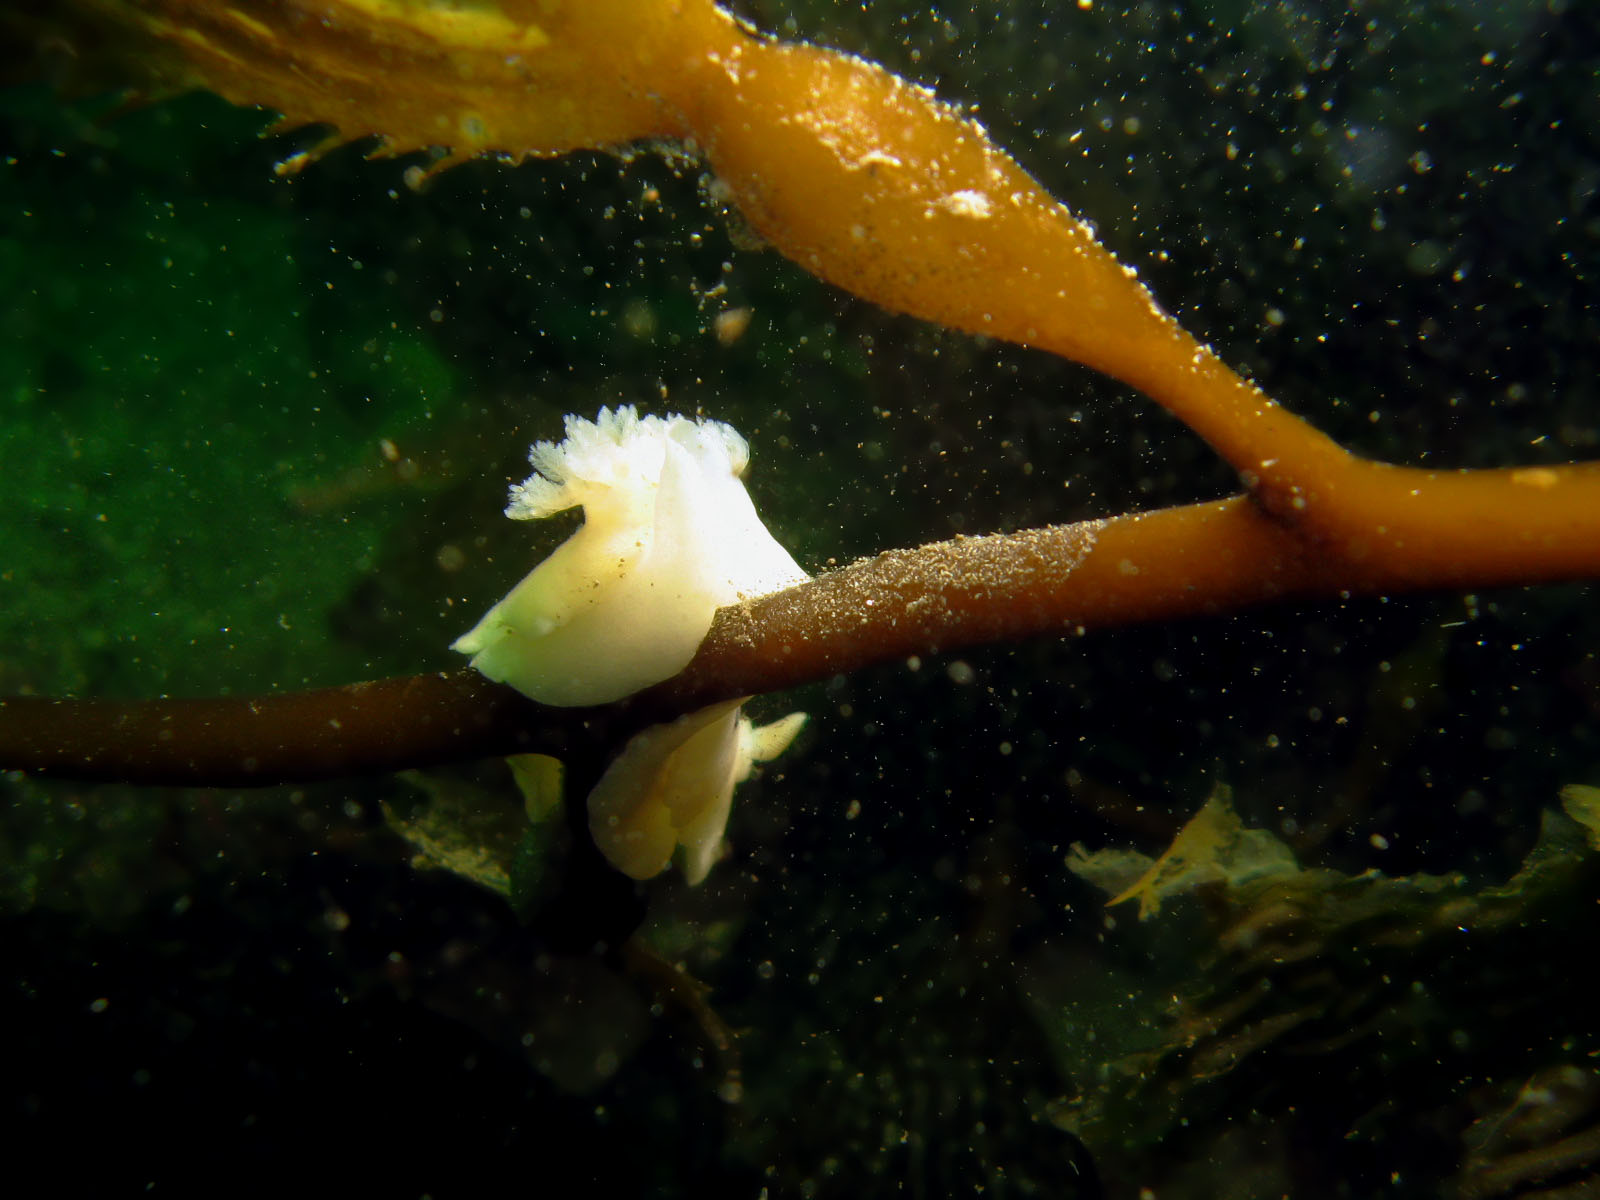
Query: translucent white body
588 703 808 883
452 406 809 706
454 406 811 883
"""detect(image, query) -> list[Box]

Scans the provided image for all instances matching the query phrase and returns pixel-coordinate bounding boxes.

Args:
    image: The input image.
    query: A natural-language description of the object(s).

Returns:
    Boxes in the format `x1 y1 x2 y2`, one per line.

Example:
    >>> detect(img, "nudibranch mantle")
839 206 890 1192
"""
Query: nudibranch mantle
452 405 809 706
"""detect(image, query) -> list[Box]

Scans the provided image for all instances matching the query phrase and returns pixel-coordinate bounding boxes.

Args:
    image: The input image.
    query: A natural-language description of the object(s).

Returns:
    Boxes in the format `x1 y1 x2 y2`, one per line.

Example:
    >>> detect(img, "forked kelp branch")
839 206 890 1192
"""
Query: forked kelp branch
11 0 1600 569
7 493 1593 787
1 2 1597 794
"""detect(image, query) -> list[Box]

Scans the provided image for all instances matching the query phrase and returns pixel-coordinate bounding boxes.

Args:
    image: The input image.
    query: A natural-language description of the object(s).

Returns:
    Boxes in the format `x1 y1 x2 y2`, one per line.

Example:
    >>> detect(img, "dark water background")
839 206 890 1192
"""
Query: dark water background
2 1 1598 1195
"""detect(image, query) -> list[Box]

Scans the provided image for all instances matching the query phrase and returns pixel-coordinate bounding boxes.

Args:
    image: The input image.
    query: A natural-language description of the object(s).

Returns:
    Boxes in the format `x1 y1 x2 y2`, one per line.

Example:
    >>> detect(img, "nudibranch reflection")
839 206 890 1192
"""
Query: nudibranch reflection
454 406 809 882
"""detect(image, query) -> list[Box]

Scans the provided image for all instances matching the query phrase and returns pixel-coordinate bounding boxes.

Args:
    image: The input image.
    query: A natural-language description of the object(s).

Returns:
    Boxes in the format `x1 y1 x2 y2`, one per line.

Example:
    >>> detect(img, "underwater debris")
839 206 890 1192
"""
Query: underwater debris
384 768 531 898
1560 784 1600 852
1451 1063 1600 1200
1049 787 1600 1195
1067 784 1299 919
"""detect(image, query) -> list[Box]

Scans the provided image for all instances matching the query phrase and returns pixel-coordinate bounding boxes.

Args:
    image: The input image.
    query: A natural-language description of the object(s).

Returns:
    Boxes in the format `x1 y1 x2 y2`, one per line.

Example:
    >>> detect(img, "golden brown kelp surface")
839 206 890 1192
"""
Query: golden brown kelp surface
1 0 701 159
6 0 1598 698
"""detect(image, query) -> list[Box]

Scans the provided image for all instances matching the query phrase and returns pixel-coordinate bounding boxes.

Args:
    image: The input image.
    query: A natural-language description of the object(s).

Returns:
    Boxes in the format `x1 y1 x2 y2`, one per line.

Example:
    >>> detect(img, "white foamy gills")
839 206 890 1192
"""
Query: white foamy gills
451 405 809 706
589 701 808 883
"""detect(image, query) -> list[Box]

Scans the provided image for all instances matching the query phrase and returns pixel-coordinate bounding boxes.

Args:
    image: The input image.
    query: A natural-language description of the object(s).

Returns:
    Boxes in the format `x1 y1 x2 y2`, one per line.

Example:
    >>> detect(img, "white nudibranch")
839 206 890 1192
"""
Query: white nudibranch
590 702 808 885
453 405 811 884
452 405 809 705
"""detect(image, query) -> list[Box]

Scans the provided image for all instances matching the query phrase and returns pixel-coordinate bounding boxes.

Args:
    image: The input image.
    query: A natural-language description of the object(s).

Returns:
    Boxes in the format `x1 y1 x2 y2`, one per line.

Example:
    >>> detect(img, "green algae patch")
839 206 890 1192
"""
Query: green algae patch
0 90 457 699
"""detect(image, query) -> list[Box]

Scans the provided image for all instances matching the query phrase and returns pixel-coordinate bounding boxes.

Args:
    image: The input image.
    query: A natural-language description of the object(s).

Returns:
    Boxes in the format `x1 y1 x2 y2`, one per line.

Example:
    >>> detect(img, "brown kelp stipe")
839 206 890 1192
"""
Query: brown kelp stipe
5 496 1593 786
0 1 1596 787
